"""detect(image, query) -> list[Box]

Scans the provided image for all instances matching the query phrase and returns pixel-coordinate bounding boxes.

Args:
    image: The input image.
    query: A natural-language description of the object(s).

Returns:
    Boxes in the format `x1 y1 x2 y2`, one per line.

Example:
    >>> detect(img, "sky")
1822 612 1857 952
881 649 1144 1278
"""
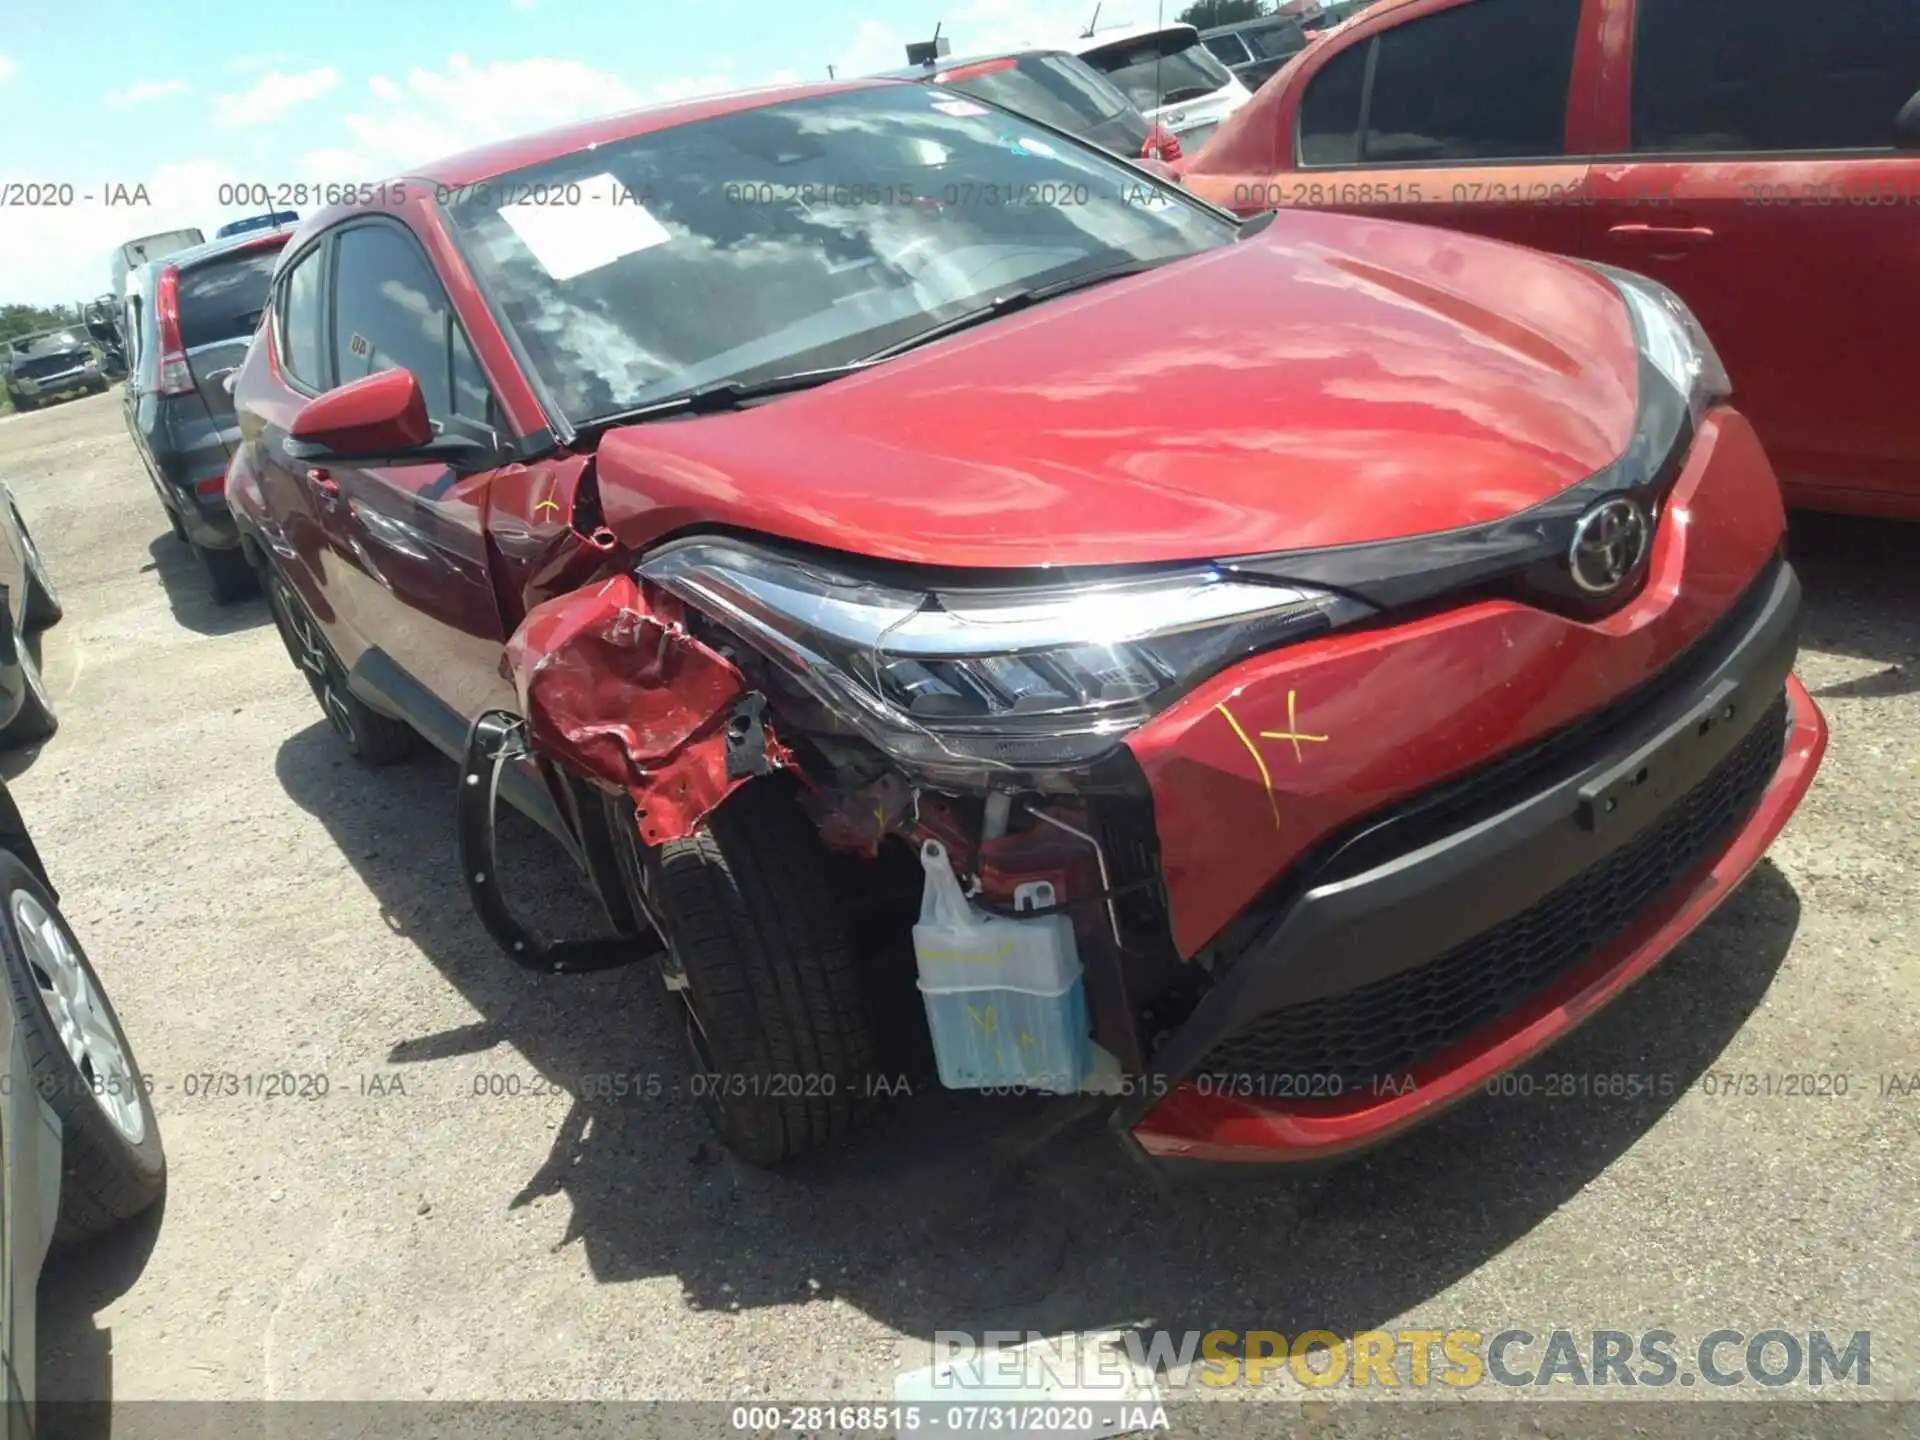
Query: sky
0 0 1220 304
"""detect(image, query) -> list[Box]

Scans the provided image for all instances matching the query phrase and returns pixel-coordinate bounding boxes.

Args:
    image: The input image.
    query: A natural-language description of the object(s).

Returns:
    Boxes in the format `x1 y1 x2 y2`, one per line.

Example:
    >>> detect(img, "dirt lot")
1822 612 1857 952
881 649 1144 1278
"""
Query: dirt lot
7 387 1918 1412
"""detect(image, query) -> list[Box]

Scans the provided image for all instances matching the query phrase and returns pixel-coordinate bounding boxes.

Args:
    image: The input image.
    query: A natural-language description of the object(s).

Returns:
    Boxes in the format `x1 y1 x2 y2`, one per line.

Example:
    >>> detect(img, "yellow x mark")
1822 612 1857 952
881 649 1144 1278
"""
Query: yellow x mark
1217 690 1330 832
534 498 561 515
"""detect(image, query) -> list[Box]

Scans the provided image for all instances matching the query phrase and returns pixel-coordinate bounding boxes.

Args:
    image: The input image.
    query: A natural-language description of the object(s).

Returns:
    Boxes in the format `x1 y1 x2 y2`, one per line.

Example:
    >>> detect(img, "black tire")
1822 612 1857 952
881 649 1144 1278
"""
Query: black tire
9 396 34 414
0 850 165 1246
2 643 57 747
263 565 412 765
15 508 62 630
608 782 875 1165
193 540 257 603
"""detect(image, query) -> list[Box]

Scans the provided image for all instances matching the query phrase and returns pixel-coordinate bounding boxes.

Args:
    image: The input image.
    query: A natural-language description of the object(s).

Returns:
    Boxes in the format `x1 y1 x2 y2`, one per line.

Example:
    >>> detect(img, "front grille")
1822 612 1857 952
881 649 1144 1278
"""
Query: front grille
1197 690 1789 1092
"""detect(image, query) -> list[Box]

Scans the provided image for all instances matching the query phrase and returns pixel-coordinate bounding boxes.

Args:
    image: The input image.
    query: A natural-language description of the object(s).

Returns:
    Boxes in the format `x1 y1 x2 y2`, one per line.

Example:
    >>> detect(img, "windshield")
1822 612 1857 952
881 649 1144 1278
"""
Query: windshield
935 53 1135 134
1080 29 1237 110
443 84 1231 426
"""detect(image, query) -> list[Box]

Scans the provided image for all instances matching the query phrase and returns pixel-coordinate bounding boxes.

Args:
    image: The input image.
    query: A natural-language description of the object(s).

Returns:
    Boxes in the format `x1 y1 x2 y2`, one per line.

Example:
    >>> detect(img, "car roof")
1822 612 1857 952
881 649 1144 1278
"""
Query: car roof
1202 15 1306 36
1068 21 1202 52
152 226 297 274
870 47 1077 81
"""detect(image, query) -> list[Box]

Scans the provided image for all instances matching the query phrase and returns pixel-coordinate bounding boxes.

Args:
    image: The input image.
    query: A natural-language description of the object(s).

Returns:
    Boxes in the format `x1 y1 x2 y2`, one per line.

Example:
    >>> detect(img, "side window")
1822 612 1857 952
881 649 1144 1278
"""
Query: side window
279 247 327 389
1204 35 1250 67
1298 41 1369 166
1361 0 1582 163
1633 0 1920 154
329 222 484 425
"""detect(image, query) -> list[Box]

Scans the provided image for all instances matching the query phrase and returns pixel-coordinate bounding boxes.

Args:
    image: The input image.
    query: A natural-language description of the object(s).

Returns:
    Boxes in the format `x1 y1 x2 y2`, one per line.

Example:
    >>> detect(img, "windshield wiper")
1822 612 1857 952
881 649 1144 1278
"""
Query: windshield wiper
858 257 1174 365
576 363 878 433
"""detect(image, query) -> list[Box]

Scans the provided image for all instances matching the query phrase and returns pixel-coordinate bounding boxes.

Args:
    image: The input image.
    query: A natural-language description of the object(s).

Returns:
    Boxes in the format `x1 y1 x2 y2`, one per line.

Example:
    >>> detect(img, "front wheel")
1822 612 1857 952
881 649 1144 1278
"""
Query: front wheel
264 566 412 765
15 507 63 630
606 781 876 1165
0 851 166 1245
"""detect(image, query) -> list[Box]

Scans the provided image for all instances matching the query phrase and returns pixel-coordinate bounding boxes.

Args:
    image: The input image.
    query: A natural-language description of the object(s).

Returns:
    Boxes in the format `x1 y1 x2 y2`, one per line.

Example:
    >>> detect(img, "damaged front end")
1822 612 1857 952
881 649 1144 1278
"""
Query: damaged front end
481 534 1356 1112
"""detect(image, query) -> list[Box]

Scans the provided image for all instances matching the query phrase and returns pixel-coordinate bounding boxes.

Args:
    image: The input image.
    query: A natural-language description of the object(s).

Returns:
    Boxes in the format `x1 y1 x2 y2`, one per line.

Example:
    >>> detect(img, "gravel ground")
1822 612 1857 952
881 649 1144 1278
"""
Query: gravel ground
6 388 1917 1416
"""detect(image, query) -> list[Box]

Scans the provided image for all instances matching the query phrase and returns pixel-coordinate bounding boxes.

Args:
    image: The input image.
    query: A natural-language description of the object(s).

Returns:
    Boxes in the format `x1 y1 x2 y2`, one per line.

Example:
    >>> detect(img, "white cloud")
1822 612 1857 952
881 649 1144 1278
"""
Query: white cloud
0 54 17 84
106 78 191 110
333 54 729 175
215 66 343 129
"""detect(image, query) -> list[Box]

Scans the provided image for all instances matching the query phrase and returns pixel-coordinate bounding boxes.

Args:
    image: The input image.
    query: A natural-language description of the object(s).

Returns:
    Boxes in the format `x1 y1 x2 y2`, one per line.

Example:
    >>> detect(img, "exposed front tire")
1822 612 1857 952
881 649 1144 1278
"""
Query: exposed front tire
0 850 165 1246
193 540 257 603
607 781 876 1165
263 564 412 765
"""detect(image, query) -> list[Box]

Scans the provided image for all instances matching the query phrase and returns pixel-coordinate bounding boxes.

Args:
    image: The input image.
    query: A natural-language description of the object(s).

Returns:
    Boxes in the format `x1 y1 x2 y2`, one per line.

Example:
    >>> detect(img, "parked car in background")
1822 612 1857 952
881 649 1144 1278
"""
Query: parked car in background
0 482 64 746
1070 22 1253 154
3 331 108 412
0 772 167 1430
226 79 1823 1173
82 296 129 380
122 228 290 601
1201 15 1311 91
110 227 206 302
1175 0 1920 521
216 210 300 239
878 47 1186 160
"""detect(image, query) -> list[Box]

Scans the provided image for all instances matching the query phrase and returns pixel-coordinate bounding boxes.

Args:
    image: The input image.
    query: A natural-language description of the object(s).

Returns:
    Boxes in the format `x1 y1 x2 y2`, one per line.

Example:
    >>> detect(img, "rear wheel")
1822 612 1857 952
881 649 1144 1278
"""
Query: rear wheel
0 850 166 1246
9 396 34 414
606 782 876 1165
264 565 412 764
192 540 256 603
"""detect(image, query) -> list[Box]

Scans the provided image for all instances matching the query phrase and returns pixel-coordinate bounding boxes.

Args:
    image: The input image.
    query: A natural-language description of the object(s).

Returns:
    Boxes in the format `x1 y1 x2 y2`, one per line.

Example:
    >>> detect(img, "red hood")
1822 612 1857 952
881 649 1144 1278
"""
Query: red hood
595 209 1640 570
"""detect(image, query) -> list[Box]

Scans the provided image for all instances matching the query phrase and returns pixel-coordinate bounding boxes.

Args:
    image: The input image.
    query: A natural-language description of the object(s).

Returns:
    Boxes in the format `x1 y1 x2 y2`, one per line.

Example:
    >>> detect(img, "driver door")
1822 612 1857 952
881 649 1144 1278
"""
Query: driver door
313 219 519 753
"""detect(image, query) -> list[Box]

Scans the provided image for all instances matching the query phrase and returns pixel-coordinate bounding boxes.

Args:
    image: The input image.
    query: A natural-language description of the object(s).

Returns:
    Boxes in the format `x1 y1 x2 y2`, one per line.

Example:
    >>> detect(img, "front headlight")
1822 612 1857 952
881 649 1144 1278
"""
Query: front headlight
640 540 1367 775
1593 264 1732 482
13 378 36 393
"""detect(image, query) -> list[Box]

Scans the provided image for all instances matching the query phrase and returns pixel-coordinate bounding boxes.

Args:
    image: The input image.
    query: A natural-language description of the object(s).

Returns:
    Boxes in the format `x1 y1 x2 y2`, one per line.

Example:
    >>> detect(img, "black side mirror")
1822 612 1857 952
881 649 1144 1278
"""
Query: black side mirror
1896 89 1920 150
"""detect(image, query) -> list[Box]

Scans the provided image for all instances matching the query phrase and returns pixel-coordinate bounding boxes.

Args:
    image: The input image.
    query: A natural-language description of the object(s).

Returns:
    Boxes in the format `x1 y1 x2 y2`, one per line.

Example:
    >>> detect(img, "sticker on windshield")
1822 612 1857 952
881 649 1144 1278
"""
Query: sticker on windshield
498 174 671 281
930 98 988 117
1006 135 1059 159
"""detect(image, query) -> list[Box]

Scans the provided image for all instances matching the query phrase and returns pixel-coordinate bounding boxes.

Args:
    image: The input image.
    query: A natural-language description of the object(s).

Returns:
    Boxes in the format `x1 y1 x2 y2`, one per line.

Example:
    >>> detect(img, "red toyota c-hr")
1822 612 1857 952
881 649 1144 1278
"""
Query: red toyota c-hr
226 78 1826 1168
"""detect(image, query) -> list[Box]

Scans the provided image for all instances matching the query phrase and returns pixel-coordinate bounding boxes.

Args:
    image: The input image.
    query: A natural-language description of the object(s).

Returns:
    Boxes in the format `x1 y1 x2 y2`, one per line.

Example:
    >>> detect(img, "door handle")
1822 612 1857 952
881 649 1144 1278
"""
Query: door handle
1608 223 1714 246
305 467 339 499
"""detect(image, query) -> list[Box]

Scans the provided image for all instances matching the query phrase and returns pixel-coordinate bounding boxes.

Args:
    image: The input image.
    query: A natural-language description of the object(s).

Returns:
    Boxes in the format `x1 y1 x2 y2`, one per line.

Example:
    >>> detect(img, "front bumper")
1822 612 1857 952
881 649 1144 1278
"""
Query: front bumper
1118 410 1825 1162
1128 589 1823 1163
12 366 99 401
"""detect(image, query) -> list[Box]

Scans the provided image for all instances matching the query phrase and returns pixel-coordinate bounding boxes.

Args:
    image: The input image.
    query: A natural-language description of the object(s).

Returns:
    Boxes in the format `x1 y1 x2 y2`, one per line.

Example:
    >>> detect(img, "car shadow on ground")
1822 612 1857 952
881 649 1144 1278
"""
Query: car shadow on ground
141 534 267 639
271 718 1803 1358
34 1199 165 1436
1787 510 1919 700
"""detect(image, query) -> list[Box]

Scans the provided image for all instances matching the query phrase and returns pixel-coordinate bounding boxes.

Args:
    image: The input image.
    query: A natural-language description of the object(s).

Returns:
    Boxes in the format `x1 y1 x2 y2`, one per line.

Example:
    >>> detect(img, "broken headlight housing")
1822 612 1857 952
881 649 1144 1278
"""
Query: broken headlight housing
641 540 1369 776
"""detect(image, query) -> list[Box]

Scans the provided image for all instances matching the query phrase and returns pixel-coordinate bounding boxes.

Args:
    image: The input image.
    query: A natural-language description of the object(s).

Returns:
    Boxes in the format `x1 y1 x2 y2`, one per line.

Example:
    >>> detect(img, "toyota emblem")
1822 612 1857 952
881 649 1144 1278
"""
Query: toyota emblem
1568 498 1651 595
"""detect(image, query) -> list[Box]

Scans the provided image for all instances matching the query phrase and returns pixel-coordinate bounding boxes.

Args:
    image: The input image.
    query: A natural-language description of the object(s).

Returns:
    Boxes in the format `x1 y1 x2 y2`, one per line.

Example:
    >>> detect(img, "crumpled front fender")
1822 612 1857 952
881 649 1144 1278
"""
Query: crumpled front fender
503 574 757 846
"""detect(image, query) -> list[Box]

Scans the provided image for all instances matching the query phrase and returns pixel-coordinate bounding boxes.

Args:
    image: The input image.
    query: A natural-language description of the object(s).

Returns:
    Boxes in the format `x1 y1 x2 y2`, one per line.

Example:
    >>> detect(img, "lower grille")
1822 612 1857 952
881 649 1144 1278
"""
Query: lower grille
1197 690 1790 1091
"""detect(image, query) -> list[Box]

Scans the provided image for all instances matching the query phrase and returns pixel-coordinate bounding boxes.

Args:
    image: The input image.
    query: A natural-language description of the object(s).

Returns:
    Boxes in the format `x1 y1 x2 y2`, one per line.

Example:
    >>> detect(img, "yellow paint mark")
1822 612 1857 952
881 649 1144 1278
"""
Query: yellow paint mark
1217 702 1282 832
1260 689 1330 764
534 498 561 515
967 1003 998 1038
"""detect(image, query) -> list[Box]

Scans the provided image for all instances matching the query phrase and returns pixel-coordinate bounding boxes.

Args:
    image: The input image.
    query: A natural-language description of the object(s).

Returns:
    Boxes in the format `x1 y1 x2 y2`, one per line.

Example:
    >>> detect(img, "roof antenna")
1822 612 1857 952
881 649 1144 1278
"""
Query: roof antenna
827 63 837 78
1082 3 1101 38
1152 0 1165 114
904 22 950 67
